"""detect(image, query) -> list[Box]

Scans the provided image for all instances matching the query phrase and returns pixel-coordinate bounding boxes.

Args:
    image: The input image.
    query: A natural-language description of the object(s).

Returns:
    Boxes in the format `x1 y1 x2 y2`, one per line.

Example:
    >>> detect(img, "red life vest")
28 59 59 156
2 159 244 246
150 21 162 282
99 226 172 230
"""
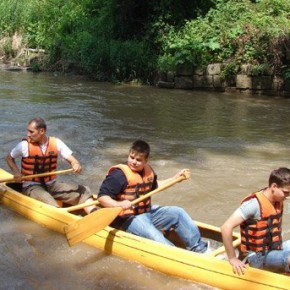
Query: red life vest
21 137 58 183
240 191 283 254
108 164 155 217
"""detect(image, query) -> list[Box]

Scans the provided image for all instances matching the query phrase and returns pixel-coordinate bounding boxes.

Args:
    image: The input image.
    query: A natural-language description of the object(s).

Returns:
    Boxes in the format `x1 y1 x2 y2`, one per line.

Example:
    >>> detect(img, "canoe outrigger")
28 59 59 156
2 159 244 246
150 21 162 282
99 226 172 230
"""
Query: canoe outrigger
0 168 289 290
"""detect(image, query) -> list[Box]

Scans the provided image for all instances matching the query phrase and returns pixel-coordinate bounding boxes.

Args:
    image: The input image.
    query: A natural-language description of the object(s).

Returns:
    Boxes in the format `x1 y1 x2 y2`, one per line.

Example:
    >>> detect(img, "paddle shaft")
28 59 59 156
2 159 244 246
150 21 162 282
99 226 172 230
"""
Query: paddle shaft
63 199 100 212
101 174 187 214
131 174 186 206
0 168 73 183
88 174 187 215
72 174 187 214
65 173 188 246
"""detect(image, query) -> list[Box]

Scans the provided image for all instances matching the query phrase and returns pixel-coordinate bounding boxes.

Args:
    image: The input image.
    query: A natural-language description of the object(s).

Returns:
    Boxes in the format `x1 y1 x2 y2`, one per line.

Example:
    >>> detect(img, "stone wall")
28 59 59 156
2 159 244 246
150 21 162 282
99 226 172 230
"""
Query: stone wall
156 63 290 97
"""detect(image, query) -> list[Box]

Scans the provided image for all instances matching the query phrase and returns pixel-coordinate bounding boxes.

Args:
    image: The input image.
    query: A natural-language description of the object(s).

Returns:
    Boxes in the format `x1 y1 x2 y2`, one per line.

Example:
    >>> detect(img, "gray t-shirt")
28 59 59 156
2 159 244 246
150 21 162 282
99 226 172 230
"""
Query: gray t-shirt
237 197 261 221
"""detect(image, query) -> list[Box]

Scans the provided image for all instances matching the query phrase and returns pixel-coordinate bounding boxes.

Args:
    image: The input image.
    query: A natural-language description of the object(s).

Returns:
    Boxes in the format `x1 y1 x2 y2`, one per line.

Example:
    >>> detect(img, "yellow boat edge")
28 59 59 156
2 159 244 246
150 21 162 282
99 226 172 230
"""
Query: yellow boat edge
0 168 289 290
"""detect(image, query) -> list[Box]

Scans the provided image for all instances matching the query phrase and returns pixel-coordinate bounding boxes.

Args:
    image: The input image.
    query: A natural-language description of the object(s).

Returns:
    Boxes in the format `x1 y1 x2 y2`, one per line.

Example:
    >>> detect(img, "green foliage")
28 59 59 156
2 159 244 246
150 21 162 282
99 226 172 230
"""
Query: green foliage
158 0 290 77
0 0 28 36
0 0 216 82
1 0 290 83
76 37 157 82
220 62 240 80
282 66 290 80
0 38 13 57
30 62 41 72
250 63 271 76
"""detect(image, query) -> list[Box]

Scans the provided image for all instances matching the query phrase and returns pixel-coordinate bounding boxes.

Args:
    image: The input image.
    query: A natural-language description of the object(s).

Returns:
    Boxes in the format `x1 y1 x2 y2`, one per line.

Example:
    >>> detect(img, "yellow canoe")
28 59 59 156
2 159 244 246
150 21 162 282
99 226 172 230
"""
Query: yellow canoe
0 168 289 290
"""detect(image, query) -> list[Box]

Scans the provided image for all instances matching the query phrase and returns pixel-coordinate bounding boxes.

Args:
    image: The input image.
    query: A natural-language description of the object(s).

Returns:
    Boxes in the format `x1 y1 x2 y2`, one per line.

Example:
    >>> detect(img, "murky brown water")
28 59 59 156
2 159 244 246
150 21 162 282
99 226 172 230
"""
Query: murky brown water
1 70 290 289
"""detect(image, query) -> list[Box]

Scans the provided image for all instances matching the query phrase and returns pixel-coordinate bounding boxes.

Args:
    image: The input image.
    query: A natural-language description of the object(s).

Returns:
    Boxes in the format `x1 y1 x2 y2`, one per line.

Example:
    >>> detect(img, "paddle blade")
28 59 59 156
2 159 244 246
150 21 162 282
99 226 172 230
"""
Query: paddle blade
64 172 189 247
64 206 122 246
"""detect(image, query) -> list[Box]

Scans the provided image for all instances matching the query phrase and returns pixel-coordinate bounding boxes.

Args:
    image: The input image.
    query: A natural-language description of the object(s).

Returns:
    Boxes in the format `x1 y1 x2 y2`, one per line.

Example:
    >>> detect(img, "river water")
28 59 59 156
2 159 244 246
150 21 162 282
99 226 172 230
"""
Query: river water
0 70 290 290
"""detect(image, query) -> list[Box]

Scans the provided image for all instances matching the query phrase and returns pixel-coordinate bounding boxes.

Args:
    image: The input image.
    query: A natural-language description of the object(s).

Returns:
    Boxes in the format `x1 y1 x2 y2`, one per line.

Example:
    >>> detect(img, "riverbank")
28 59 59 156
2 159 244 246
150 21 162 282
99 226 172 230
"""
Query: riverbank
0 63 31 72
157 63 290 97
3 60 290 98
1 46 290 97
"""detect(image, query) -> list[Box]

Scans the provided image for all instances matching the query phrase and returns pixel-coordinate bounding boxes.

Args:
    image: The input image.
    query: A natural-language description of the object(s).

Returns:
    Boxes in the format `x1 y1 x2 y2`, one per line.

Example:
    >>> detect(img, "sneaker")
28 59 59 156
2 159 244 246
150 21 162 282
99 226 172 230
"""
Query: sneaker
204 241 214 254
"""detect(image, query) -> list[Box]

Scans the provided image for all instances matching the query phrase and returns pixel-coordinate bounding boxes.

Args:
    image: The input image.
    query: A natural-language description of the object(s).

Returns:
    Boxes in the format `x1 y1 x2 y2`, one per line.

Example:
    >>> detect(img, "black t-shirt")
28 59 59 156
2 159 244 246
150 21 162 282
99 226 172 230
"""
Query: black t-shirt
98 167 157 228
98 168 158 199
98 168 128 199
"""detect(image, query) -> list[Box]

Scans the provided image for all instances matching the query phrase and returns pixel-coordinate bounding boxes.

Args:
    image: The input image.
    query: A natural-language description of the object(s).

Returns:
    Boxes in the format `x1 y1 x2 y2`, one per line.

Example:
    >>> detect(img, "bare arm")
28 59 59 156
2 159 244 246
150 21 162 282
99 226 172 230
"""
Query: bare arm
6 154 22 181
98 195 132 210
66 155 82 173
221 210 247 275
158 168 190 186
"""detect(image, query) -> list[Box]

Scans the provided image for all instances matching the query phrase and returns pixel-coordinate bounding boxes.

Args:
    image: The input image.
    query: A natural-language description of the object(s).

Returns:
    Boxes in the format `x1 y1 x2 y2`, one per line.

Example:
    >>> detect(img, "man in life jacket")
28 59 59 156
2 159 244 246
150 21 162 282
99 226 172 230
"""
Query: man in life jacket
221 167 290 275
97 139 209 253
6 117 98 214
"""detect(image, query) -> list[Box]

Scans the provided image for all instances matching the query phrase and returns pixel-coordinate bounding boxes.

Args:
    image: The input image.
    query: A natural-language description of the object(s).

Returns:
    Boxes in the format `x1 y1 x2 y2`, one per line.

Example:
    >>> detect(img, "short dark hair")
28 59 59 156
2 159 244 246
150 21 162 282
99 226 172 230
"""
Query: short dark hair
129 140 150 158
269 167 290 187
28 117 47 130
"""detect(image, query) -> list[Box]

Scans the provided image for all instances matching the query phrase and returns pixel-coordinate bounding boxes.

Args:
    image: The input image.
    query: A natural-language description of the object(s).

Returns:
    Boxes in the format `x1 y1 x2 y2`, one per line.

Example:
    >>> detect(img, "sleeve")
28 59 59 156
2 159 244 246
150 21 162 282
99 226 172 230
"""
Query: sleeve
55 138 73 159
10 141 28 158
238 198 260 221
98 169 128 199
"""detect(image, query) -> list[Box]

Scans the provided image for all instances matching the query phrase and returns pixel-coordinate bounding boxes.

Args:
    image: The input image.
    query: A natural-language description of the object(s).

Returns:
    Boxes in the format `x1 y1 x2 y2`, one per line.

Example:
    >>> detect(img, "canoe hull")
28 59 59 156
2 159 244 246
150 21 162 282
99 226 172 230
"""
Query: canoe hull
0 168 289 290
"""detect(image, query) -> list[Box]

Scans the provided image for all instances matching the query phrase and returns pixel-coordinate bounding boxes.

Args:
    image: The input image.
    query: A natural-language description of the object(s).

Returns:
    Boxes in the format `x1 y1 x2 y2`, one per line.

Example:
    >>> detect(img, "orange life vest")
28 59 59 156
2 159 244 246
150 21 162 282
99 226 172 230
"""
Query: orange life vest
108 163 155 217
21 137 58 183
240 191 283 254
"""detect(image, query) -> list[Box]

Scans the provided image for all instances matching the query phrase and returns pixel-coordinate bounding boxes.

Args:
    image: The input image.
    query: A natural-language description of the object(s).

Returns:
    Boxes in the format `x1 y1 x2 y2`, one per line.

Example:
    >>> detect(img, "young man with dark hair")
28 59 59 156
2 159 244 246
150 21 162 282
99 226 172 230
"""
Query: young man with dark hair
221 167 290 274
98 139 209 253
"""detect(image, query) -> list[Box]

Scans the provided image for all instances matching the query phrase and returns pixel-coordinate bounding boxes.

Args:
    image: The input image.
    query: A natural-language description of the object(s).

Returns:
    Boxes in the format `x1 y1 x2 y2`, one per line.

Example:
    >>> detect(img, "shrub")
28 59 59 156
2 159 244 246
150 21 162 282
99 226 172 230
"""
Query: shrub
158 0 290 76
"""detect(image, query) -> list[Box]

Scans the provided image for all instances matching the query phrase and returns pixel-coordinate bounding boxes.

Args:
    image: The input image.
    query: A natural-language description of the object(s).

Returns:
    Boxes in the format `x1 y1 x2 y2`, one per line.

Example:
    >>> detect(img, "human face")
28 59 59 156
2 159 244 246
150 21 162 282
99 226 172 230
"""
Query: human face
27 122 45 143
127 150 148 172
273 183 290 202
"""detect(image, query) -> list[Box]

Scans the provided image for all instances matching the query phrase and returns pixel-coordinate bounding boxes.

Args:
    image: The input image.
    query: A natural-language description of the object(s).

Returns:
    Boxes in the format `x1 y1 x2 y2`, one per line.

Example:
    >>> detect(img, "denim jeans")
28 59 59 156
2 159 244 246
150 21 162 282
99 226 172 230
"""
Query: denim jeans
247 240 290 273
121 205 207 253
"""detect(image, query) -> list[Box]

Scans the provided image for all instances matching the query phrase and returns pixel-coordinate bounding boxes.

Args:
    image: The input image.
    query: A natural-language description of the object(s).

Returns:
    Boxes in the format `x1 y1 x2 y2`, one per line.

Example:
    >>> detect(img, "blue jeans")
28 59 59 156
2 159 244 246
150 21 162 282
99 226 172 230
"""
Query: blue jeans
247 240 290 273
121 205 207 253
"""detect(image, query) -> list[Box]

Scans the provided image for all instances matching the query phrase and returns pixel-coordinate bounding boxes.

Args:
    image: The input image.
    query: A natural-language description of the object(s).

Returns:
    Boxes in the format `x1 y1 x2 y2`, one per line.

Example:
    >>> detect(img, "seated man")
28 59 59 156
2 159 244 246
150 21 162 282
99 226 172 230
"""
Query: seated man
98 139 209 253
221 167 290 274
6 117 97 214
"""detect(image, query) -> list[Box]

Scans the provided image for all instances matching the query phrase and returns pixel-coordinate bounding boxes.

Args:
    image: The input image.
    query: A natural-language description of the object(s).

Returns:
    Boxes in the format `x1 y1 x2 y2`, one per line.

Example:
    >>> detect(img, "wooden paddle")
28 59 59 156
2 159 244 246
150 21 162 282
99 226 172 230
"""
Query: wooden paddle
64 172 190 246
0 168 73 183
62 200 100 212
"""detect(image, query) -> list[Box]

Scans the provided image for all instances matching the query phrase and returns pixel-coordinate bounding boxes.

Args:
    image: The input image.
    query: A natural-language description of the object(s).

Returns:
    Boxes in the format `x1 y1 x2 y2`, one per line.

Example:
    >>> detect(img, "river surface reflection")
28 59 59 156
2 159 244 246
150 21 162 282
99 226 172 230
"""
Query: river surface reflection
0 71 290 289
